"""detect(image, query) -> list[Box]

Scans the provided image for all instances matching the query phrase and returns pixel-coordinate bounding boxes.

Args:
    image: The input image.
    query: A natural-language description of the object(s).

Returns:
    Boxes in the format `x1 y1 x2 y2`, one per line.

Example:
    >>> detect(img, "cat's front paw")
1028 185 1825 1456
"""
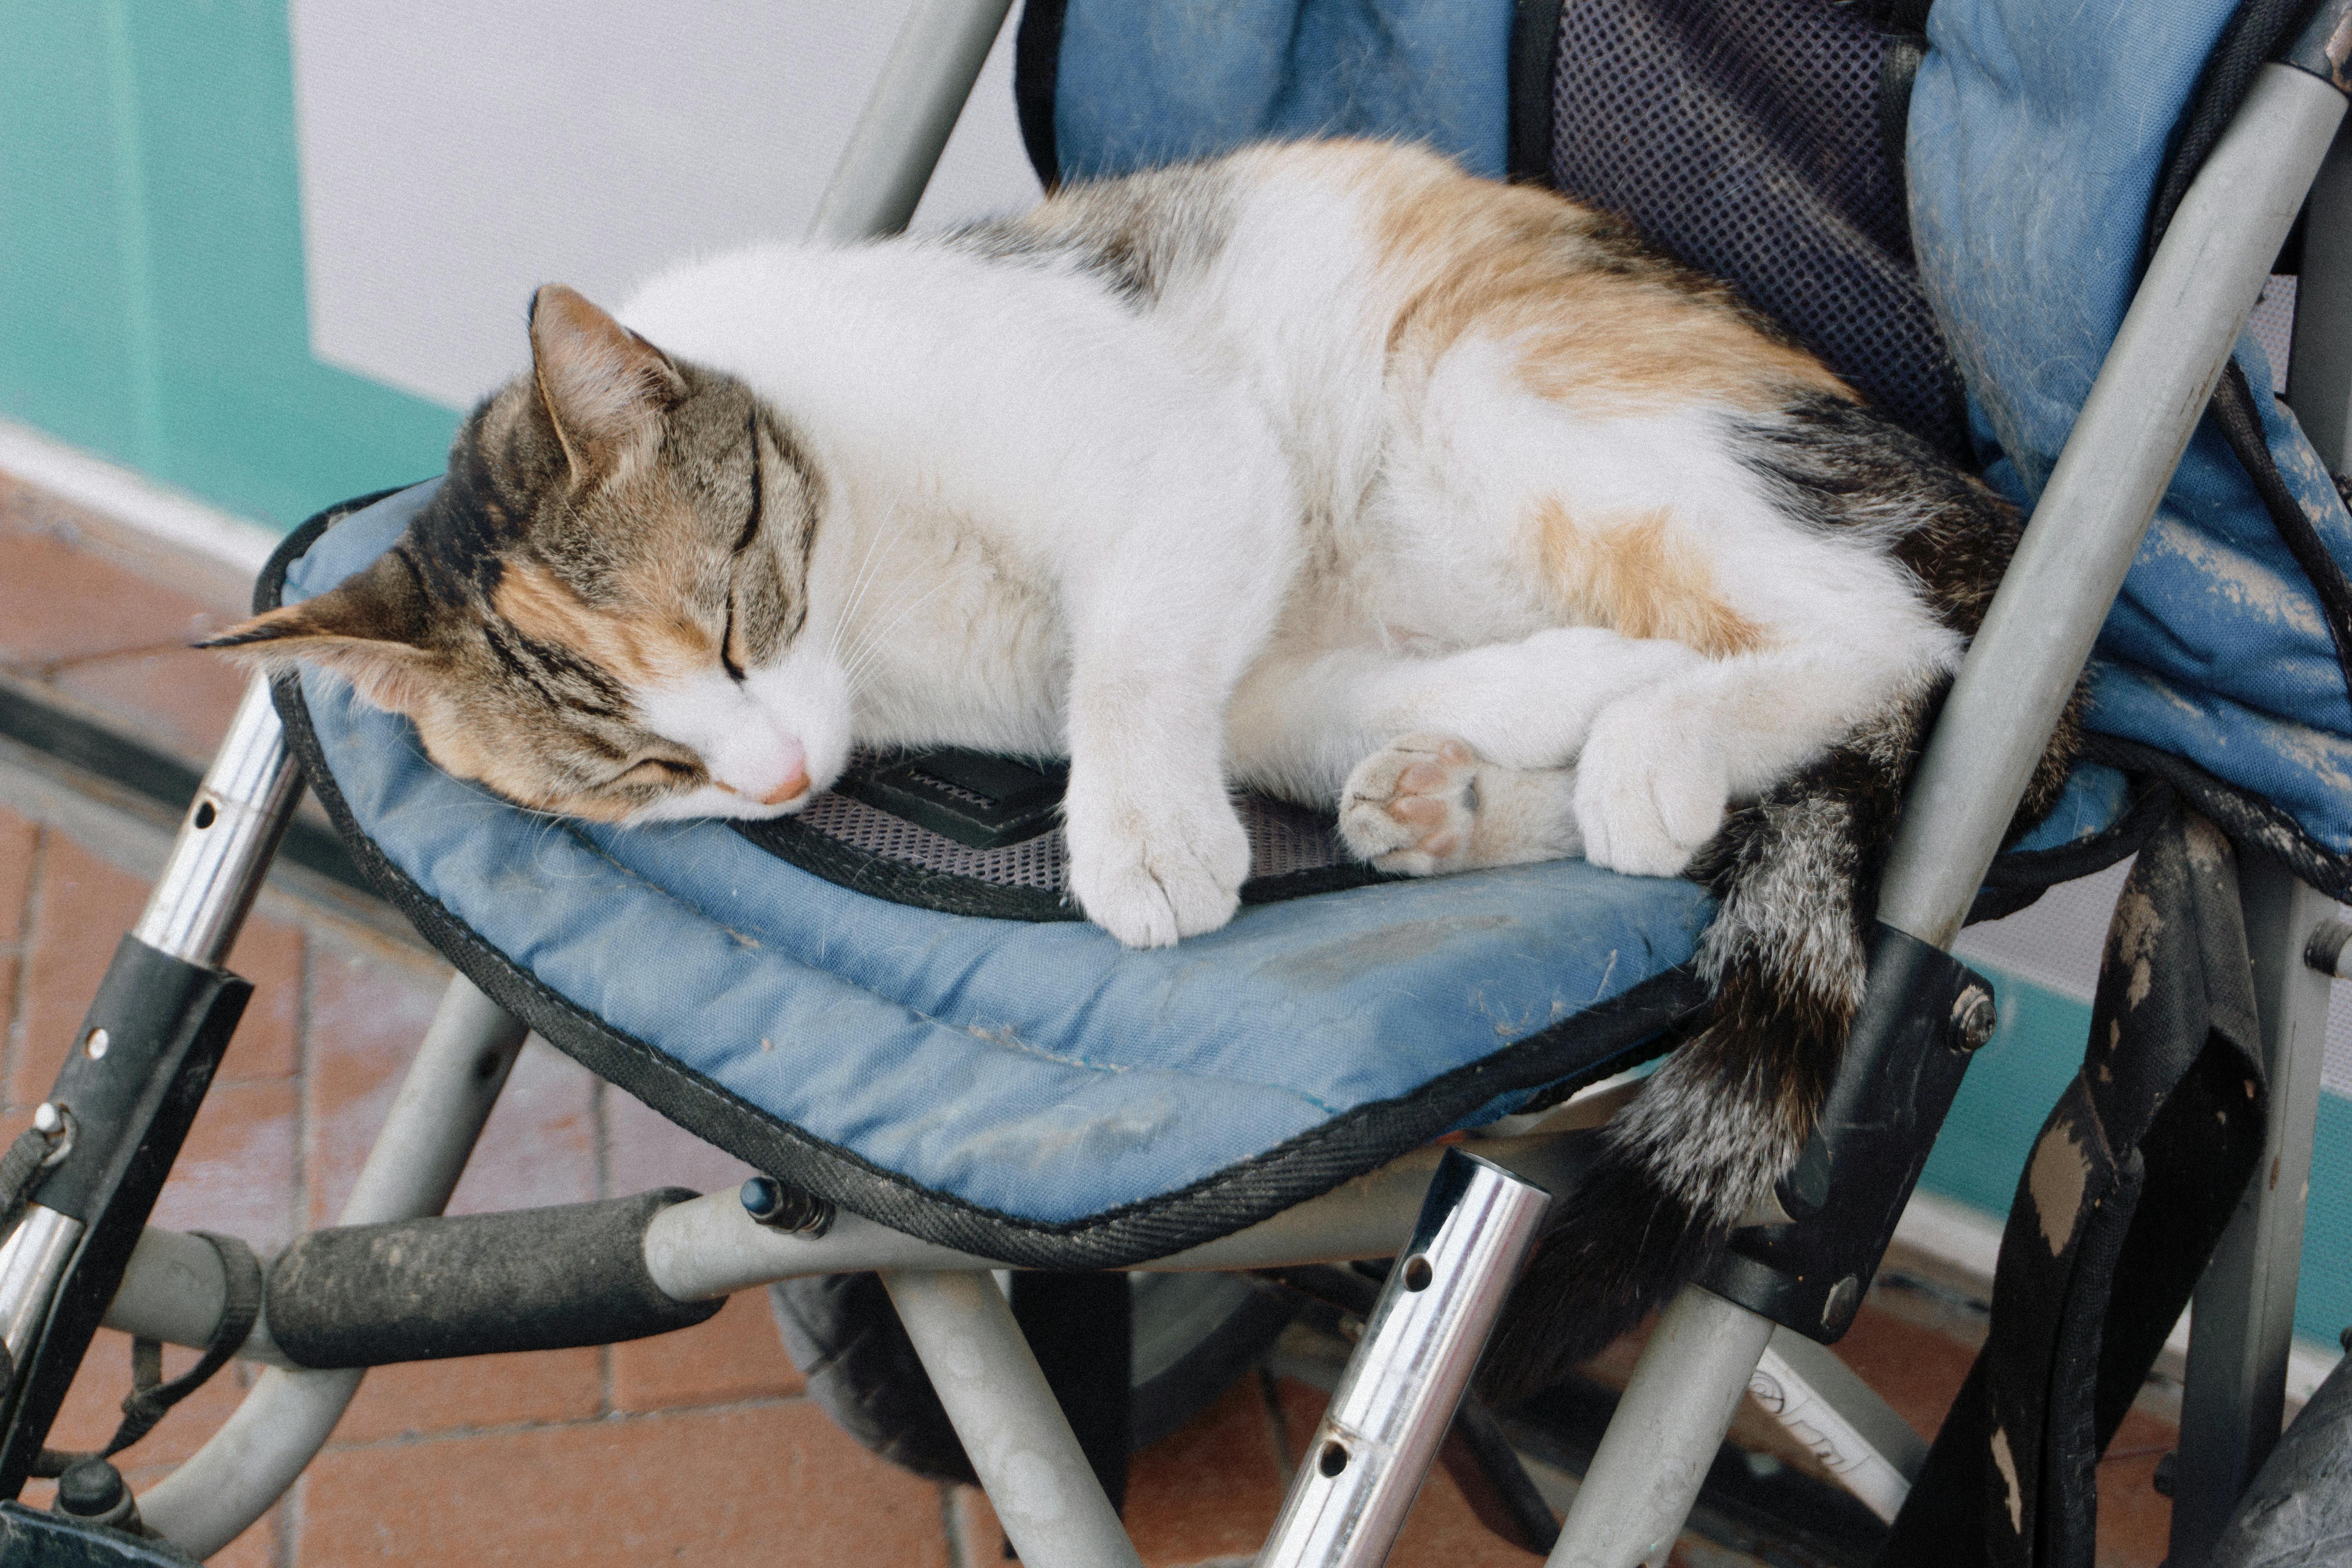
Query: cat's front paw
1066 789 1250 948
1339 734 1481 876
1573 711 1728 878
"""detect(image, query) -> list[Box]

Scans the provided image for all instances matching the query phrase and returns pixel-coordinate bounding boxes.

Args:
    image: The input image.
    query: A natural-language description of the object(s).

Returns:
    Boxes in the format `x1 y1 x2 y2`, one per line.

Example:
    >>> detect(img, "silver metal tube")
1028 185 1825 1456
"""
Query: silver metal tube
1750 1328 1926 1524
2169 850 2337 1563
2287 111 2352 470
1545 1285 1776 1568
0 679 301 1479
0 1207 84 1374
138 974 526 1559
1877 63 2348 950
643 1132 1594 1301
805 0 1015 243
882 1270 1144 1568
1259 1151 1552 1568
101 1226 290 1368
130 677 301 968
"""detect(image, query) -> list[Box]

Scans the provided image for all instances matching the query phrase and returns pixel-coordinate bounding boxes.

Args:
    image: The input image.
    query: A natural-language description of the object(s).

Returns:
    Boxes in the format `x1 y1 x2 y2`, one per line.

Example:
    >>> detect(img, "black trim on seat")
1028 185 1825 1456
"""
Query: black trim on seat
1508 0 1566 183
1013 0 1068 191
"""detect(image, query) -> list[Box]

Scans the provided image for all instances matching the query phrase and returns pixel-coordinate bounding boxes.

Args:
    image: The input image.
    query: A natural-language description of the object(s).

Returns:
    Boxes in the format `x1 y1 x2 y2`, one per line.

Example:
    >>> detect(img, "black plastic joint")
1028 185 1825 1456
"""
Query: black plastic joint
265 1189 721 1367
32 938 252 1224
0 937 252 1495
1697 922 1994 1343
0 1499 199 1566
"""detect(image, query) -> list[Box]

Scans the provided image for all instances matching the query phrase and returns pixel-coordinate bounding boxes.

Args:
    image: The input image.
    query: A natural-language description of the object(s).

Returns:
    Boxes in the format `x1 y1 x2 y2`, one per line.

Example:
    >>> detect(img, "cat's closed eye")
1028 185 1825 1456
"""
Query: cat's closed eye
614 757 704 788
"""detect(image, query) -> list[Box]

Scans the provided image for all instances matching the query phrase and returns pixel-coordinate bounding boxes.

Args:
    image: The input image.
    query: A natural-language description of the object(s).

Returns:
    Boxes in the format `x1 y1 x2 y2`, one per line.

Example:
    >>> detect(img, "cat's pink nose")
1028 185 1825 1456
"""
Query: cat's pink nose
758 768 809 807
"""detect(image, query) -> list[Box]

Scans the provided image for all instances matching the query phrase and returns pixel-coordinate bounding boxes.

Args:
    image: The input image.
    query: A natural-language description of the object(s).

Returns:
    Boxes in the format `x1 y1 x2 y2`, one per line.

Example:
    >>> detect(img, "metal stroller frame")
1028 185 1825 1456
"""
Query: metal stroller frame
0 1 2345 1563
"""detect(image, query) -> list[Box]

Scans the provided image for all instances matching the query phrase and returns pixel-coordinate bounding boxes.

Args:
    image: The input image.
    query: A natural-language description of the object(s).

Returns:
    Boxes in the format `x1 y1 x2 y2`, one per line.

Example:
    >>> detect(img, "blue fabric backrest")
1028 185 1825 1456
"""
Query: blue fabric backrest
1909 0 2352 864
1047 0 2352 870
1051 0 1517 181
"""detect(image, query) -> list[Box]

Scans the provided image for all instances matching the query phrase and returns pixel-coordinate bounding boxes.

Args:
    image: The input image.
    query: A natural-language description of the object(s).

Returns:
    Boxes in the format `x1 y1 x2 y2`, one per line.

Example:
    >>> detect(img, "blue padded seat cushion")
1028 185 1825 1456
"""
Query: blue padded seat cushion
269 487 1714 1265
266 485 2130 1267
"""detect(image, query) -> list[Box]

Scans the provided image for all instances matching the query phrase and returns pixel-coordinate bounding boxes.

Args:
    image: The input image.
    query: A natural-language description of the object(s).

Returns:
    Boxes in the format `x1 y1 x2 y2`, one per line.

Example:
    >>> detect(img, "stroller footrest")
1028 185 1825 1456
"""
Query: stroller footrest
265 1189 719 1368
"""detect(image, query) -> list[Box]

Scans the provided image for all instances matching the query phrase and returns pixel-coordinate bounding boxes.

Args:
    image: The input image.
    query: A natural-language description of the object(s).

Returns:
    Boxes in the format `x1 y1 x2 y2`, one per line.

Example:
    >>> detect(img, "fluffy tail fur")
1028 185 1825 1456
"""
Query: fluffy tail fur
1478 691 1924 1400
1479 410 2083 1402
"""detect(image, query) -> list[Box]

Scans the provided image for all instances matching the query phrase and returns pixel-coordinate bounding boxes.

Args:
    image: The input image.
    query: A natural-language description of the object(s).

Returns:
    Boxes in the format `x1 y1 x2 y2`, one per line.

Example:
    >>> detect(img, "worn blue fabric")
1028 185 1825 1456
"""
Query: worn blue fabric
292 458 2123 1221
288 486 1727 1224
1909 0 2352 858
1052 0 1516 181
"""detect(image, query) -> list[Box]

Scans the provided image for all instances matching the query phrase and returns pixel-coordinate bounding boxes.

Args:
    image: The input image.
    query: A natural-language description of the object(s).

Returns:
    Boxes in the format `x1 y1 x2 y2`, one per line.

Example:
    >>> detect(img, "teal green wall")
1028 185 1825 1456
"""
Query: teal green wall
0 0 458 530
1934 968 2352 1348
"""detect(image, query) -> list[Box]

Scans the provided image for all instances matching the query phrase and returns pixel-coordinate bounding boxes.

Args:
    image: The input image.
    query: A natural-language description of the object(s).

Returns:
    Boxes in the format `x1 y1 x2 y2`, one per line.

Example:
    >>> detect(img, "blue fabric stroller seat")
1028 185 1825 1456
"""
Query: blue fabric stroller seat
261 0 2352 1277
272 486 1717 1266
262 483 2131 1269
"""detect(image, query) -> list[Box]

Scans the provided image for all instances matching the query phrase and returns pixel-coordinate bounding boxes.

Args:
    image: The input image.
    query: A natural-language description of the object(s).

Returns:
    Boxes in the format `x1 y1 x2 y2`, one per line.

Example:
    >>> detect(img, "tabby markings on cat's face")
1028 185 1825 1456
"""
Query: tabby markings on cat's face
205 284 854 826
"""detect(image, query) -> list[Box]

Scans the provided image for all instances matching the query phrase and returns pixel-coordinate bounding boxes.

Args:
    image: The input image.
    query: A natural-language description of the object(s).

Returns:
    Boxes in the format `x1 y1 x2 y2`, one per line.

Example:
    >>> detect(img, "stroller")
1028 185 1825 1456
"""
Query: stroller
2 0 2349 1564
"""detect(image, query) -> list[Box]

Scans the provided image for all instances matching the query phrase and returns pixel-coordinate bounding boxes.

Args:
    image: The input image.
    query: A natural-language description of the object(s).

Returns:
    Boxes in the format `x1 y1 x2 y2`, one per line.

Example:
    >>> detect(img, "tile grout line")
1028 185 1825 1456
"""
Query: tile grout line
285 906 320 1568
313 1392 813 1456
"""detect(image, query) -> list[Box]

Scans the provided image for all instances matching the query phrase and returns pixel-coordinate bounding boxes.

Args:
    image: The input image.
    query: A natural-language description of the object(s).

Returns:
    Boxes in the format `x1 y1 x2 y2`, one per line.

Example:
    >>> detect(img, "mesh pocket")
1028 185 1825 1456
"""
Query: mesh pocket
739 753 1378 918
1550 0 1967 458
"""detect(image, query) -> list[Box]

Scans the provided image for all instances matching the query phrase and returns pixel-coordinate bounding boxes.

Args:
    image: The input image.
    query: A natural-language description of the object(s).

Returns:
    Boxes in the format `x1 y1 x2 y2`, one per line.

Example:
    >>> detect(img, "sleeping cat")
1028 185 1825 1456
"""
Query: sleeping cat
208 140 2073 1394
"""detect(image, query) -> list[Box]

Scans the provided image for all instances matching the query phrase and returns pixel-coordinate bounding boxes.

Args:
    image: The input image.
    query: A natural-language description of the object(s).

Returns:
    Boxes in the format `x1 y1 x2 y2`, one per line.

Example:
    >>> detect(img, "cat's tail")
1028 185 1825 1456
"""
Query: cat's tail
1479 675 1985 1402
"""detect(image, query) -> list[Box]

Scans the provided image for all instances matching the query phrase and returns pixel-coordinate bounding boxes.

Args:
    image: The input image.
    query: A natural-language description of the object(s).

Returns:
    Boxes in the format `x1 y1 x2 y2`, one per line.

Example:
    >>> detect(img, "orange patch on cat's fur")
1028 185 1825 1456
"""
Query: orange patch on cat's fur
1322 141 1848 415
493 559 706 686
1534 499 1766 659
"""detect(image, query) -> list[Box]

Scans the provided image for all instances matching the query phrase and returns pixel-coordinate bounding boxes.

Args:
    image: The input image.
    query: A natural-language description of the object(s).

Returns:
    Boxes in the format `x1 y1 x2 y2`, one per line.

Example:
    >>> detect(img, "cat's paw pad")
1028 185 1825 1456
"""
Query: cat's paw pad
1339 734 1482 876
1573 716 1728 878
1068 797 1249 948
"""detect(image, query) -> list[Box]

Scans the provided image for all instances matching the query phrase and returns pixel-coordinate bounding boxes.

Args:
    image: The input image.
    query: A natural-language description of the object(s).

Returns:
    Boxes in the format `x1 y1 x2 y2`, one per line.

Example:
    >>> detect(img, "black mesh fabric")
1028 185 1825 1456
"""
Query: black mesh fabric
1549 0 1969 459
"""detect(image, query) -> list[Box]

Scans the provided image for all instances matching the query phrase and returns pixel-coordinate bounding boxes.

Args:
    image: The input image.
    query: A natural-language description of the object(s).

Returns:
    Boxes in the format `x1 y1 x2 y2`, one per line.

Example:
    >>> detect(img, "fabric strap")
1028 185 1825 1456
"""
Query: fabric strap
1880 811 2267 1567
31 1231 263 1479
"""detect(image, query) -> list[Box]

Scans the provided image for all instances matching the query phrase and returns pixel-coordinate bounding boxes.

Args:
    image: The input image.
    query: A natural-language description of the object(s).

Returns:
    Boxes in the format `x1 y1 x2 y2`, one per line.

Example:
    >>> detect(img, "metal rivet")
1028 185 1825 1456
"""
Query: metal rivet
1951 985 1998 1053
1821 1274 1861 1332
739 1176 833 1237
31 1104 74 1167
83 1028 109 1061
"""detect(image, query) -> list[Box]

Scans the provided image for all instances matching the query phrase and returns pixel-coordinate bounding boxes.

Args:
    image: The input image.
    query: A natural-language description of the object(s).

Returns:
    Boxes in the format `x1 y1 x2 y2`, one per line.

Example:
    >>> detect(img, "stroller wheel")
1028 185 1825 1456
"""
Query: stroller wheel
771 1271 1296 1483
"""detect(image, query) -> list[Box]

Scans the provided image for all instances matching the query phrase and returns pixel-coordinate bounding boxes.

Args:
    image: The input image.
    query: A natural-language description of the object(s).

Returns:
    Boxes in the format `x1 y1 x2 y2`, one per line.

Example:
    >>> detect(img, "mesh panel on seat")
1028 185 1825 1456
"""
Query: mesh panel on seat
1550 0 1968 458
793 784 1350 894
746 747 1364 916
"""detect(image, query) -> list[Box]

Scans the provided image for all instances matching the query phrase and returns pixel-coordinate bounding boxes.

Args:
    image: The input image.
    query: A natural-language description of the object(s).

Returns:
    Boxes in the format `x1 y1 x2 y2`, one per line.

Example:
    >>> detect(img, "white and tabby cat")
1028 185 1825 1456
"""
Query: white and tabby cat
210 141 2073 1392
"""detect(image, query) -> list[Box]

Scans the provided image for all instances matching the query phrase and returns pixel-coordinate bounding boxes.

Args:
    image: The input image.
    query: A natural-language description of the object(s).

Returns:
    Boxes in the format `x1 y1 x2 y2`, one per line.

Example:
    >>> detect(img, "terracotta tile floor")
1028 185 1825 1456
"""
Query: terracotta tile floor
0 468 2187 1565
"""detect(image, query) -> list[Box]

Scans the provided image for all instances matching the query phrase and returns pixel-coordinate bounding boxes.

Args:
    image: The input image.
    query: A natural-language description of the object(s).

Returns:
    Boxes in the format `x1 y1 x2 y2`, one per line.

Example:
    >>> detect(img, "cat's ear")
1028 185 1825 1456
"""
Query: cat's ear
528 284 687 475
199 553 444 717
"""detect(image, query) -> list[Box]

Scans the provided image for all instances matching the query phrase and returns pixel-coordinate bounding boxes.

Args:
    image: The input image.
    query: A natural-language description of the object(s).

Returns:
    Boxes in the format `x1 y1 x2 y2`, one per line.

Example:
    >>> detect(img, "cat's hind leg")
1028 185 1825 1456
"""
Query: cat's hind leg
1230 626 1702 877
1336 735 1583 874
1228 625 1704 806
1572 641 1954 878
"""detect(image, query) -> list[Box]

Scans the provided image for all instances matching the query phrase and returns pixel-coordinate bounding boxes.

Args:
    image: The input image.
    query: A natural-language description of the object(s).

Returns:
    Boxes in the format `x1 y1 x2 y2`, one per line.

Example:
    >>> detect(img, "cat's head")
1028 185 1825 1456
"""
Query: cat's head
206 284 850 824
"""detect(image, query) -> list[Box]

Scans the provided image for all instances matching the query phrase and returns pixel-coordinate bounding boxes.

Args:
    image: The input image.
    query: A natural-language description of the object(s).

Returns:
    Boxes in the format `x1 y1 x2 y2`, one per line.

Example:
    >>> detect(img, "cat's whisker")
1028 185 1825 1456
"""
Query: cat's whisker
825 491 915 666
837 574 958 694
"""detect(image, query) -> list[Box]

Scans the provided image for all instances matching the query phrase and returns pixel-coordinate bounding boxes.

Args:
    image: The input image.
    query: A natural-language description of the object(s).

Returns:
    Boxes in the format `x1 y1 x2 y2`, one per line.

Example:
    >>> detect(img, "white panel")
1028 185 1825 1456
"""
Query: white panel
1950 857 2134 1004
1953 856 2352 1096
290 0 1038 410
